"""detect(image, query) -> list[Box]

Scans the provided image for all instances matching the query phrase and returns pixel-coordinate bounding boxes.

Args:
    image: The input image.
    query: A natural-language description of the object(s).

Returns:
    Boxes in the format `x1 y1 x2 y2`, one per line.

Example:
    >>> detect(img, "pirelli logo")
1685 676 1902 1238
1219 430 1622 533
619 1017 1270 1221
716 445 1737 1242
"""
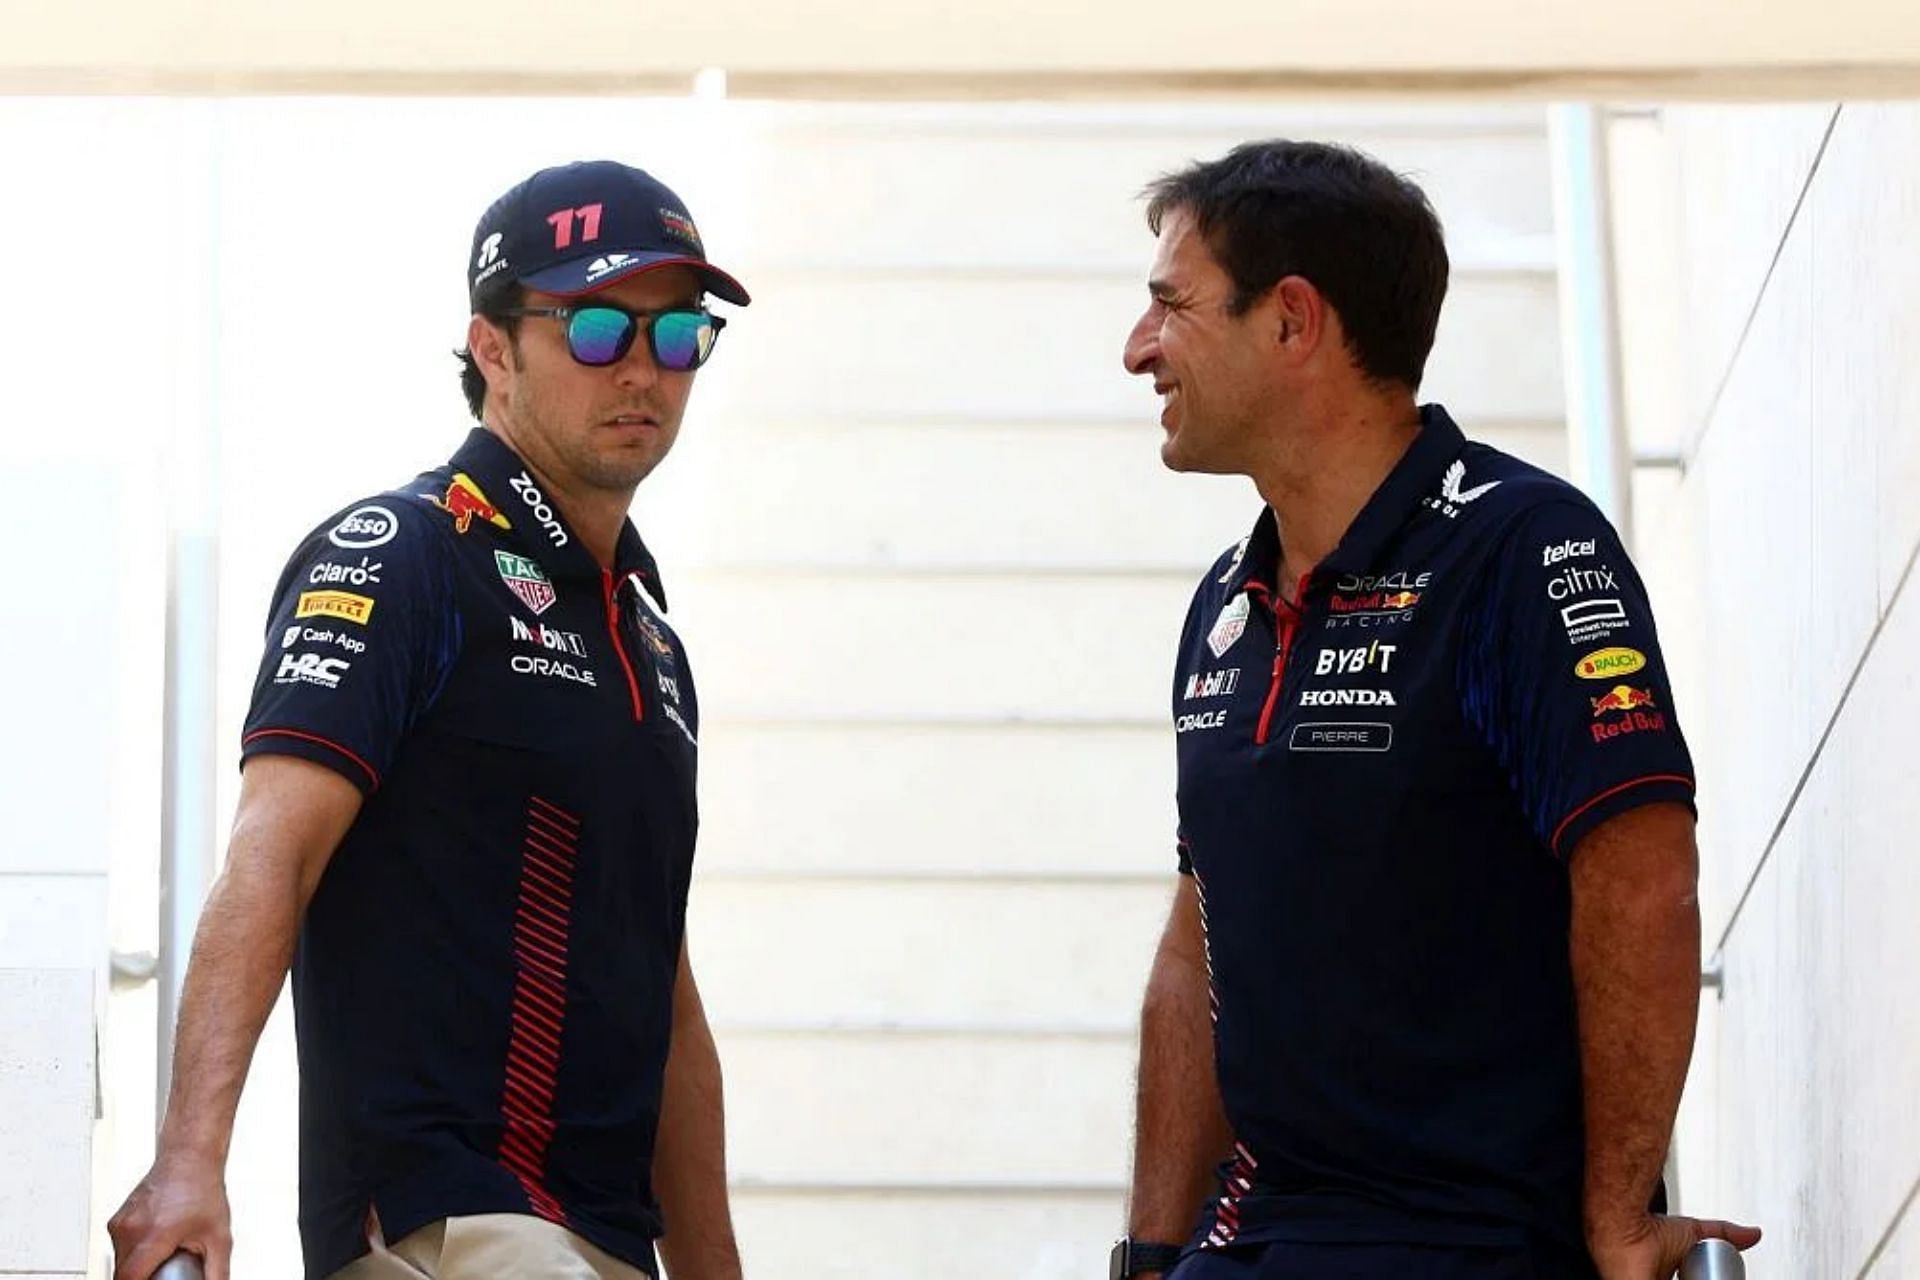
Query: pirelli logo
295 590 376 625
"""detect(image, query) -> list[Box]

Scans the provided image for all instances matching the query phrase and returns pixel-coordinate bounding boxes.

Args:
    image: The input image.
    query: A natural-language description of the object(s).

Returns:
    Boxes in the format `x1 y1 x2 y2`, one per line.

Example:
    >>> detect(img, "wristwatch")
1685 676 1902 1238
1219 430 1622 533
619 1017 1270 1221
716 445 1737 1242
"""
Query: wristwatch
1109 1238 1184 1279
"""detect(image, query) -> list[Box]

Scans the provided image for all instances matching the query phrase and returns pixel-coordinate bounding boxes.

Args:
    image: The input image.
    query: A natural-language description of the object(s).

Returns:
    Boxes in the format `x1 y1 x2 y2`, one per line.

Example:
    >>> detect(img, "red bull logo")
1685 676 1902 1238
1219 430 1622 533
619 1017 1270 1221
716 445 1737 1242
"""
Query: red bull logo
637 615 673 659
1329 590 1421 614
1589 685 1657 716
429 472 512 535
1589 685 1667 742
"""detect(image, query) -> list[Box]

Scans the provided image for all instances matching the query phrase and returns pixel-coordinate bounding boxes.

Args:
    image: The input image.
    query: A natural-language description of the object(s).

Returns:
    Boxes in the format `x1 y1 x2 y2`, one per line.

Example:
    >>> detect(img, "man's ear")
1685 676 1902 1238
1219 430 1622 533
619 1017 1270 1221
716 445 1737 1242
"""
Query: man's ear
1268 275 1328 360
468 313 517 387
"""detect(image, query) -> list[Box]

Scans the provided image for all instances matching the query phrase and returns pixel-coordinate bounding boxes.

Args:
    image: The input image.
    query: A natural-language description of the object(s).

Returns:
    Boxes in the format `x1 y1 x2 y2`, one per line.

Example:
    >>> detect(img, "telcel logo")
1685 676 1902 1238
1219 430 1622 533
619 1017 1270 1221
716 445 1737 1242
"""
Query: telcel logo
1542 538 1596 566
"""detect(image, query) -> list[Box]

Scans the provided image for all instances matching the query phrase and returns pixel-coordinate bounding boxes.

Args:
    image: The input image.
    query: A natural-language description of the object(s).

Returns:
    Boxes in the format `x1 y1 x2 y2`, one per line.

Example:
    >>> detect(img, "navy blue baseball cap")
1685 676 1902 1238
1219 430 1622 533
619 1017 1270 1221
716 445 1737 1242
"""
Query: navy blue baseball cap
469 160 750 311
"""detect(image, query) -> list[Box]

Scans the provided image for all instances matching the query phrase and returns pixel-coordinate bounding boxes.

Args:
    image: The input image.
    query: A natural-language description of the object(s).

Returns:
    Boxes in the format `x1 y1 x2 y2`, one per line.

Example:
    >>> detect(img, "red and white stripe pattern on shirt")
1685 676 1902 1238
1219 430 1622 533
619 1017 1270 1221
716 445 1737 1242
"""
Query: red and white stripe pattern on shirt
496 794 581 1224
1204 1141 1260 1248
1191 863 1220 1027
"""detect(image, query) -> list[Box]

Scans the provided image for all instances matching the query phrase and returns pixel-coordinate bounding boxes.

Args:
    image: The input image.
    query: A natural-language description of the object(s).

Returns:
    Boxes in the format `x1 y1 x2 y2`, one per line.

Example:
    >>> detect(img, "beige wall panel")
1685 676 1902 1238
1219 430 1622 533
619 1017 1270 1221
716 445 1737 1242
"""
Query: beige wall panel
1708 573 1920 1277
1805 109 1911 735
0 876 108 972
0 970 94 1273
722 109 1554 274
723 272 1562 425
1804 105 1920 614
731 1189 1118 1280
672 574 1193 723
694 723 1179 878
226 996 300 1280
1871 1203 1920 1278
1669 104 1836 436
13 0 1920 82
1624 464 1724 917
679 420 1566 574
689 879 1168 1031
1689 228 1818 932
678 423 1253 573
718 1030 1133 1185
1606 113 1690 458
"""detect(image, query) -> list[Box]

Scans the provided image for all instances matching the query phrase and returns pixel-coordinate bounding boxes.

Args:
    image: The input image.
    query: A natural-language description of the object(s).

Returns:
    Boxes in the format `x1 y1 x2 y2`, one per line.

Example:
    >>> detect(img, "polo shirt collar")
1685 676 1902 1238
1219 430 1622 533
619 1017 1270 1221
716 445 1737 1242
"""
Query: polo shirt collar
445 428 669 607
1224 403 1466 593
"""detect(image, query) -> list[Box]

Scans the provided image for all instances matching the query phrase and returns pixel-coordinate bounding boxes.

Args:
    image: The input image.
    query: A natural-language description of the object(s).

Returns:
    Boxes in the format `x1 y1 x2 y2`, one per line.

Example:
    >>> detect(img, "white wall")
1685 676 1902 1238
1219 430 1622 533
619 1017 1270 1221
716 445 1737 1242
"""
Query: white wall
3 96 1564 1277
671 99 1564 1280
0 99 193 1277
1614 102 1920 1277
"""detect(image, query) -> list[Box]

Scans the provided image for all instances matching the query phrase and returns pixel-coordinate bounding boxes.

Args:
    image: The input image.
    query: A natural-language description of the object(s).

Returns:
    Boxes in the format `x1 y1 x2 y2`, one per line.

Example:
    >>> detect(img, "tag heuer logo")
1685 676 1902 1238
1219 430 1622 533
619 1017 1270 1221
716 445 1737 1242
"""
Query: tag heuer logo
1207 593 1251 659
494 550 557 615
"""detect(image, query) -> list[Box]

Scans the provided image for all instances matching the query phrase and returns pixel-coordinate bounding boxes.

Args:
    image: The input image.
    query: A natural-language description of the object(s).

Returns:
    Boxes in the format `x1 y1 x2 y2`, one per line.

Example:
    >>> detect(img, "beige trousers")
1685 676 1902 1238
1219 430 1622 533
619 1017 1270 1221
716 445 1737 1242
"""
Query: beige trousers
327 1213 651 1280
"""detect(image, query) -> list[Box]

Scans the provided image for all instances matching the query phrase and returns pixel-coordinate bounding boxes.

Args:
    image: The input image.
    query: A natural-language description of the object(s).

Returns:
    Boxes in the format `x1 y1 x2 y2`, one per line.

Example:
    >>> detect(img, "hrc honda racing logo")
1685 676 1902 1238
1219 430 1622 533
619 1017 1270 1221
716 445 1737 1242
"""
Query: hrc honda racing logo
274 651 350 689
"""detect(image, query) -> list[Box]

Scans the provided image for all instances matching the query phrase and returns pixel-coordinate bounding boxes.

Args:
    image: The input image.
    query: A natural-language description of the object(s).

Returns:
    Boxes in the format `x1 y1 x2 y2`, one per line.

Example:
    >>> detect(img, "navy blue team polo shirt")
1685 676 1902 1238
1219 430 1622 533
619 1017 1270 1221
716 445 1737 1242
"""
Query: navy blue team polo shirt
241 427 699 1278
1171 405 1695 1264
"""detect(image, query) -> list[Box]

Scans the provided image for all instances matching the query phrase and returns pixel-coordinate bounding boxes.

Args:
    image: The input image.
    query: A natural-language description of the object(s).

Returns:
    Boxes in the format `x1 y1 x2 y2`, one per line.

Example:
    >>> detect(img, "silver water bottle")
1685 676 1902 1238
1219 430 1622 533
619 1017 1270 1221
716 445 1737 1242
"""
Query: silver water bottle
152 1253 205 1280
1679 1238 1745 1280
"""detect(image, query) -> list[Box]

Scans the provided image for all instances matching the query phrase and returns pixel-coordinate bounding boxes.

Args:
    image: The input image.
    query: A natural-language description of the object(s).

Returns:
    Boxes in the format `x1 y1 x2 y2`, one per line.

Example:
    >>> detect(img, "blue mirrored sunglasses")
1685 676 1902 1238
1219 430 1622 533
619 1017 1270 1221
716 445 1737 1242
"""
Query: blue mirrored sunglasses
496 304 725 371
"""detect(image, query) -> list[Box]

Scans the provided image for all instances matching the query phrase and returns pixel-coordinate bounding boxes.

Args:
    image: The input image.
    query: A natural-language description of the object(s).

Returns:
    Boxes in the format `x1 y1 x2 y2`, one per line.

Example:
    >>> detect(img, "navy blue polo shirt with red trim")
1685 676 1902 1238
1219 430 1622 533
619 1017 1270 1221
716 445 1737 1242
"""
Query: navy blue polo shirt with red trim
241 428 699 1278
1170 405 1694 1262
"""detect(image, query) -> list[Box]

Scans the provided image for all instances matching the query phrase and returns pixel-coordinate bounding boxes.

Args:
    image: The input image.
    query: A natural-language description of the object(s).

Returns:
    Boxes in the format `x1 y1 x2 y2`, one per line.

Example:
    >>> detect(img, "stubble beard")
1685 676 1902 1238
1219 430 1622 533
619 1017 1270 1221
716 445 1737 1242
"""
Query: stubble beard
508 383 668 494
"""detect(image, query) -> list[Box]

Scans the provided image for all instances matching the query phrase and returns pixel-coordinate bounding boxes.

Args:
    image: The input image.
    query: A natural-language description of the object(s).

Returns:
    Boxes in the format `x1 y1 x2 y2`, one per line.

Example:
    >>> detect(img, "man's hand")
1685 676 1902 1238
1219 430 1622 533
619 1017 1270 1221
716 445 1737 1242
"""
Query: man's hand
107 1153 232 1280
108 756 363 1280
1587 1212 1761 1280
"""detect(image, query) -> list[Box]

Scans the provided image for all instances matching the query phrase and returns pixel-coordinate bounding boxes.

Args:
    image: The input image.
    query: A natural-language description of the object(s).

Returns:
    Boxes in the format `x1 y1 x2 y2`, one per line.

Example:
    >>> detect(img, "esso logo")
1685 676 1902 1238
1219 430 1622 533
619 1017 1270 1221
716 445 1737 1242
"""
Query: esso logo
327 505 399 550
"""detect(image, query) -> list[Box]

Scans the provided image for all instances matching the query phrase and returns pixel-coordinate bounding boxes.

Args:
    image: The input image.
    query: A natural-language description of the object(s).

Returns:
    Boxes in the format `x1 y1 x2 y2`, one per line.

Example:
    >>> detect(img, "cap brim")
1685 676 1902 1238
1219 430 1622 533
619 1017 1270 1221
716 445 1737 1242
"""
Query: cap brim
521 251 751 306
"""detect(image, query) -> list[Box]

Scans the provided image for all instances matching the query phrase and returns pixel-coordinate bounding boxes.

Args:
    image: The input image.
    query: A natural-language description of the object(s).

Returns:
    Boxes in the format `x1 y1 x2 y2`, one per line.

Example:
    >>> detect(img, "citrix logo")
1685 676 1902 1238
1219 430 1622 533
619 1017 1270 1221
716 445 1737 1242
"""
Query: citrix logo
1546 563 1617 601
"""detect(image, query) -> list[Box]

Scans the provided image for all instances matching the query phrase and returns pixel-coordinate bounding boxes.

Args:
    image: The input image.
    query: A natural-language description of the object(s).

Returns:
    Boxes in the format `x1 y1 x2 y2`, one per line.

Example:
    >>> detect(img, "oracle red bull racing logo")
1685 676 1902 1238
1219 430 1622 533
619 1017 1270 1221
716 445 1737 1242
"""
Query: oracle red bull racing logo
429 472 513 535
1589 684 1666 742
1327 588 1421 618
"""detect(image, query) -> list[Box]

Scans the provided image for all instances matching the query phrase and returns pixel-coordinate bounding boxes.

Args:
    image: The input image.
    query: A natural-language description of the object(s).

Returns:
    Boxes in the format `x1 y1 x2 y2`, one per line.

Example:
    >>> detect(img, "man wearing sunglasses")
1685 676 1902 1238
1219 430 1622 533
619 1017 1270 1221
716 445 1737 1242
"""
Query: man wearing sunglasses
109 162 749 1280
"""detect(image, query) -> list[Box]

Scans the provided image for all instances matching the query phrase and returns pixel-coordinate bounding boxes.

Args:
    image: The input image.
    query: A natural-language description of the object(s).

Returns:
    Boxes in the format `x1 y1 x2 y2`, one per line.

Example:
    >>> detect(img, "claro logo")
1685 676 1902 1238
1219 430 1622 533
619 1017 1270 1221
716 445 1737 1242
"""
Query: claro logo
511 473 569 548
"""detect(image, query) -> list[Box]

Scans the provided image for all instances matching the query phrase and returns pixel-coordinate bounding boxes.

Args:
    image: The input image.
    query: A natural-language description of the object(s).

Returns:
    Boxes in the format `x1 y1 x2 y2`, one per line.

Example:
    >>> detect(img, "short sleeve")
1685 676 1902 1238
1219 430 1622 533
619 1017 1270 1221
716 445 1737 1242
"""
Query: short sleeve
1458 499 1696 858
240 499 460 792
1171 568 1218 879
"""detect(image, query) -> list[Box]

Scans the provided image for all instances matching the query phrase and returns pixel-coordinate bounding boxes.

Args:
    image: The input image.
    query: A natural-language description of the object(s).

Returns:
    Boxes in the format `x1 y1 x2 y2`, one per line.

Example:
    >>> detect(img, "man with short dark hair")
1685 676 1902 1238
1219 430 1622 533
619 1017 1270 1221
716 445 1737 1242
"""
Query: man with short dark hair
1112 140 1760 1280
108 160 749 1280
